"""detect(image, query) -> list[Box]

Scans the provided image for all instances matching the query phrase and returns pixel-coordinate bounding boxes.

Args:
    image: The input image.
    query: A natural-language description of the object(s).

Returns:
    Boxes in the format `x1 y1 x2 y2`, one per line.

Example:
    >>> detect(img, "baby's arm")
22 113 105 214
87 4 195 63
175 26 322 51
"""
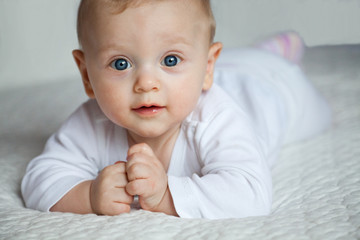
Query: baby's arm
167 91 274 219
50 181 92 214
51 162 133 215
52 143 178 216
21 100 132 214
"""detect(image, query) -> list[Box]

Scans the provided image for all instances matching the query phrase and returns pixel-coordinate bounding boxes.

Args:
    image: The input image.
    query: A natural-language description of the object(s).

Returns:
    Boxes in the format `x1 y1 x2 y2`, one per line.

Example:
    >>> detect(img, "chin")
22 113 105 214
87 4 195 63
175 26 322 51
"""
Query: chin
132 128 164 139
129 122 181 140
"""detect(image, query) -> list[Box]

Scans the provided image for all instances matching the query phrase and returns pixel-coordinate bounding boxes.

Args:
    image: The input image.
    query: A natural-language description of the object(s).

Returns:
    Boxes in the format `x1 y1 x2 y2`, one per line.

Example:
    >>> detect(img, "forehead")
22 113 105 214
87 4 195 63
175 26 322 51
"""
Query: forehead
83 0 210 51
95 0 206 17
97 0 207 25
80 0 209 48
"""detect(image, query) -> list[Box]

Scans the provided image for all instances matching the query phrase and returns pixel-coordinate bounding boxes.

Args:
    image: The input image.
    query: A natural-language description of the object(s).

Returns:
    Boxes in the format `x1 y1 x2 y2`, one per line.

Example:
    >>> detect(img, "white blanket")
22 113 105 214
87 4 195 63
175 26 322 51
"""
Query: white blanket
0 45 359 239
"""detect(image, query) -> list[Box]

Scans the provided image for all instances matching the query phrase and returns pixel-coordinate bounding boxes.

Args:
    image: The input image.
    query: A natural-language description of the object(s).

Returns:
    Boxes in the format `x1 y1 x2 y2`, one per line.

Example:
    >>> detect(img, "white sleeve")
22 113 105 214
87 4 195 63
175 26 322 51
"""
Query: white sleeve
21 101 101 212
168 104 273 219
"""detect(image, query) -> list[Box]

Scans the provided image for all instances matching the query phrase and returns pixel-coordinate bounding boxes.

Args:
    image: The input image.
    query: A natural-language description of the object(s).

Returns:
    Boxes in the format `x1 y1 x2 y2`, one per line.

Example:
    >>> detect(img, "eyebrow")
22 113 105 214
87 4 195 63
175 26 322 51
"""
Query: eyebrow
159 33 194 47
97 34 194 55
94 40 131 58
97 42 126 53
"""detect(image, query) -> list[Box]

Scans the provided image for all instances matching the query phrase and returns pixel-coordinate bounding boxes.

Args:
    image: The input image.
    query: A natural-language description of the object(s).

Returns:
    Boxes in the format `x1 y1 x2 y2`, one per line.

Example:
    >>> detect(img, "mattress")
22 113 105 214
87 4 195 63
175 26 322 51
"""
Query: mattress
0 45 359 239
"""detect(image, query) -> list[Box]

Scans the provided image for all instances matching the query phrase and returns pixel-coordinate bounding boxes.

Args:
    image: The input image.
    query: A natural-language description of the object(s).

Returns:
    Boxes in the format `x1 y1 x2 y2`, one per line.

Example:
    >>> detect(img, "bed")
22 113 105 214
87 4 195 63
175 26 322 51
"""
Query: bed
0 44 359 239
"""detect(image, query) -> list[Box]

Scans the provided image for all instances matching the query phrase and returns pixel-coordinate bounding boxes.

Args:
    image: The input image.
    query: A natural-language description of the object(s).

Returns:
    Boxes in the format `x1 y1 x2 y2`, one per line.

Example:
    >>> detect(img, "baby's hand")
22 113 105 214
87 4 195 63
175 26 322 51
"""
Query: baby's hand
125 143 168 211
90 162 133 215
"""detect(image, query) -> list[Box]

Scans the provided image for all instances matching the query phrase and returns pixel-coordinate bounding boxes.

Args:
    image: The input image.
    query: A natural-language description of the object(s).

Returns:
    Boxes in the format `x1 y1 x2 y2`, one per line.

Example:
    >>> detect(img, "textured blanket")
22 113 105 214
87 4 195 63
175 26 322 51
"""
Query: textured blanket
0 45 359 239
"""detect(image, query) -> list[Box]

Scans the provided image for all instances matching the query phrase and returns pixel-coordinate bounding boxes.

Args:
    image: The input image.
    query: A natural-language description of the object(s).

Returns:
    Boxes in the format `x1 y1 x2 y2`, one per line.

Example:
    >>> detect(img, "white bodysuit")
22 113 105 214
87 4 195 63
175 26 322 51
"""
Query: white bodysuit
21 49 331 219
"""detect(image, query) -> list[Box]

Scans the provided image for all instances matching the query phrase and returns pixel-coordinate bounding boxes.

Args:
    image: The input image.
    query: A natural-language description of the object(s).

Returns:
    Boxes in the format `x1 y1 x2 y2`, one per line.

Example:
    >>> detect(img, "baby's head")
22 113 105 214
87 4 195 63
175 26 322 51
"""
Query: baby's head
73 0 223 138
76 0 217 49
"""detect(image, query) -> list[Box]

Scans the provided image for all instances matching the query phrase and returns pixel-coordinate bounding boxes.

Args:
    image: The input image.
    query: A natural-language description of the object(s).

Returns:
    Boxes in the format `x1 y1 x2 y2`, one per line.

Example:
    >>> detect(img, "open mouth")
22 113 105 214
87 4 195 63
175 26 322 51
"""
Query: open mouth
132 105 165 115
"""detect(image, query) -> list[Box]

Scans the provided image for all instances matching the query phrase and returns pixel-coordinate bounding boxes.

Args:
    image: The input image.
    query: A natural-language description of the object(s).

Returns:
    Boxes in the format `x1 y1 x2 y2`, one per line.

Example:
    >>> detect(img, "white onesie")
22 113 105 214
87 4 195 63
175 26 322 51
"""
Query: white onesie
21 49 331 219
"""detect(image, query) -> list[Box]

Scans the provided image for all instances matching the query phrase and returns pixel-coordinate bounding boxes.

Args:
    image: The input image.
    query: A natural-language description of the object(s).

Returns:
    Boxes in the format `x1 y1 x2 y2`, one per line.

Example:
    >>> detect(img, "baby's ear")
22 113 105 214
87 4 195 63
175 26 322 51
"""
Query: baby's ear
72 50 95 98
203 42 223 91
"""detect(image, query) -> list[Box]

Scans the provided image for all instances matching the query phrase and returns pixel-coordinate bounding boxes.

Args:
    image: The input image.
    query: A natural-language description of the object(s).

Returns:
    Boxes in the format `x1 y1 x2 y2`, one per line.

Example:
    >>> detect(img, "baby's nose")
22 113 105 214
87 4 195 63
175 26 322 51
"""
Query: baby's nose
134 71 160 93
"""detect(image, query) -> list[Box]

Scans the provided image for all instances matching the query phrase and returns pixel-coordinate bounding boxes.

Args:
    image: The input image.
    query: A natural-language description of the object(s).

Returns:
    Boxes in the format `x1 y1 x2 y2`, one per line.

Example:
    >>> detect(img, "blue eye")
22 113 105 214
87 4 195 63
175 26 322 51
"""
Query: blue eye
162 55 181 67
111 58 131 71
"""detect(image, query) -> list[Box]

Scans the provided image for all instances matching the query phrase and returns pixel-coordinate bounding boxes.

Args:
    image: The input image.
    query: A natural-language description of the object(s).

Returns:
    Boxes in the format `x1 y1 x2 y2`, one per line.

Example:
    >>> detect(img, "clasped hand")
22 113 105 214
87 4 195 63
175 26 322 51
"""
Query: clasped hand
90 143 168 215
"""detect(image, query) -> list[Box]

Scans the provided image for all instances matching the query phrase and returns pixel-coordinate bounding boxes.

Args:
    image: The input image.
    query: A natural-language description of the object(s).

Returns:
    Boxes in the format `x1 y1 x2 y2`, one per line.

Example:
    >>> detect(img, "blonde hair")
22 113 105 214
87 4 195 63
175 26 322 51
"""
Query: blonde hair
76 0 216 47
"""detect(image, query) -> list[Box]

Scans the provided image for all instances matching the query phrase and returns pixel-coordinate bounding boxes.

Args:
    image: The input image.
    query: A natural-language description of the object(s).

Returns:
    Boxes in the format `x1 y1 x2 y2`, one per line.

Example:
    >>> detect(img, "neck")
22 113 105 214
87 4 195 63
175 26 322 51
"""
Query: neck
127 125 181 171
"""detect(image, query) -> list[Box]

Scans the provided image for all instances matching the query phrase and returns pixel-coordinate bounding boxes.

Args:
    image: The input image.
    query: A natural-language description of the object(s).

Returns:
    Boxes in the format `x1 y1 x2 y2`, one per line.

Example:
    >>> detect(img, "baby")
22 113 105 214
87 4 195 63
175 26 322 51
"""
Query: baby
21 0 331 219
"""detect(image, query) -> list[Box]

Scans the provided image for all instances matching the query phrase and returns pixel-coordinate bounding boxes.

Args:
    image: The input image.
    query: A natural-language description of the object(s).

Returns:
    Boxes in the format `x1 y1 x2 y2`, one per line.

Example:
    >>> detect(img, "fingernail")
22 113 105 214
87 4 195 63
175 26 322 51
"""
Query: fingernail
114 161 125 164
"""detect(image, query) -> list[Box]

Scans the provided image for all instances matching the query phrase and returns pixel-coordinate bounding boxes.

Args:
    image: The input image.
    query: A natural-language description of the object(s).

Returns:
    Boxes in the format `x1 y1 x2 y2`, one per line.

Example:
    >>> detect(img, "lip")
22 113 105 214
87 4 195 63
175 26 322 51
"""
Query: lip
132 104 165 116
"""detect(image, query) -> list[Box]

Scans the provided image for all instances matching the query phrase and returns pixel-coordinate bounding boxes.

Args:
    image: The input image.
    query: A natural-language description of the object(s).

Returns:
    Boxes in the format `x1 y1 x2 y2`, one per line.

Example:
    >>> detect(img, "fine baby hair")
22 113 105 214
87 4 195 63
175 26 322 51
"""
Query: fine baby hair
76 0 216 48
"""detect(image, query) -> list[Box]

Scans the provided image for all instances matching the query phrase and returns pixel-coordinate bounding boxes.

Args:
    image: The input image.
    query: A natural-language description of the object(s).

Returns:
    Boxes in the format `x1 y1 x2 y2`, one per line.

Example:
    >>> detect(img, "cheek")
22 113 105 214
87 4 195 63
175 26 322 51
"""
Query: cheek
97 94 130 127
89 80 130 122
88 69 126 104
169 76 204 115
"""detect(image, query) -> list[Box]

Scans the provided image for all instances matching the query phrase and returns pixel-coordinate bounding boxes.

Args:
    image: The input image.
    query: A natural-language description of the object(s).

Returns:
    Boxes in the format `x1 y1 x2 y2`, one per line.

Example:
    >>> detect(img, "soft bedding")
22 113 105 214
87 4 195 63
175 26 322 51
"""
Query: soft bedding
0 45 359 239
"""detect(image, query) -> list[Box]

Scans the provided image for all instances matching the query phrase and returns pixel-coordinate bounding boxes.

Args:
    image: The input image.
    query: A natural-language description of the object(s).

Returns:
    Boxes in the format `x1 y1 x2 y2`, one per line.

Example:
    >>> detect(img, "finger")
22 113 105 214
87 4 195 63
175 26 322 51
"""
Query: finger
126 151 153 180
101 163 126 178
126 179 150 196
127 143 154 158
113 161 126 173
126 151 150 165
108 202 131 216
126 161 152 182
90 187 132 215
113 173 128 187
112 187 134 205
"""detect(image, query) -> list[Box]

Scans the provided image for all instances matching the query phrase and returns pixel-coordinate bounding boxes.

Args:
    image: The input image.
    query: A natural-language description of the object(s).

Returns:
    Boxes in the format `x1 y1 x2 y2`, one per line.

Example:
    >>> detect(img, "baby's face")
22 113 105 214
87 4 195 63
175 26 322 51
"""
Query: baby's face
76 0 221 140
